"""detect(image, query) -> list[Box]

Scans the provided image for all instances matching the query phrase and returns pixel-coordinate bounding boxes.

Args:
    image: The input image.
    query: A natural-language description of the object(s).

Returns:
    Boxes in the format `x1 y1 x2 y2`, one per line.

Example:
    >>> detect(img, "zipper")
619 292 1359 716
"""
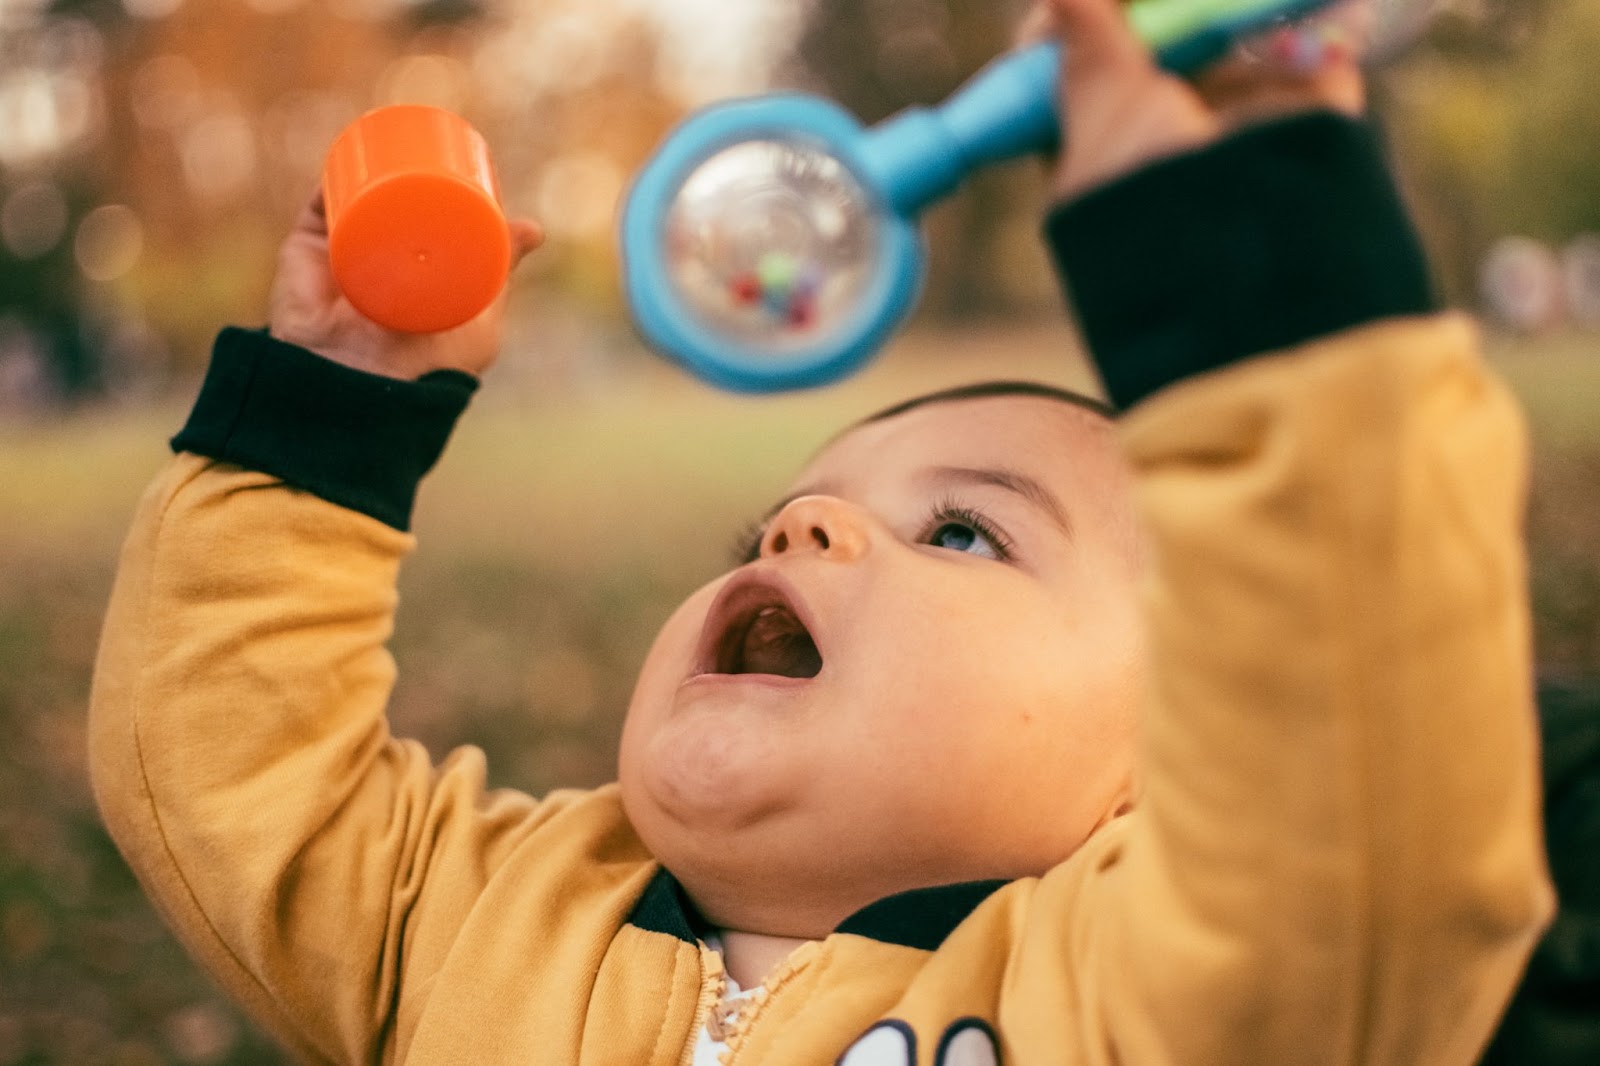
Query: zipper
676 943 727 1066
718 940 822 1065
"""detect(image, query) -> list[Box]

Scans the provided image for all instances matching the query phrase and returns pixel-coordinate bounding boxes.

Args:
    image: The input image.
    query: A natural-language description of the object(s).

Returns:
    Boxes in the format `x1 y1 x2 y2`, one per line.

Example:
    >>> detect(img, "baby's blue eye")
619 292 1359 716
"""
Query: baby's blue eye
929 521 1002 560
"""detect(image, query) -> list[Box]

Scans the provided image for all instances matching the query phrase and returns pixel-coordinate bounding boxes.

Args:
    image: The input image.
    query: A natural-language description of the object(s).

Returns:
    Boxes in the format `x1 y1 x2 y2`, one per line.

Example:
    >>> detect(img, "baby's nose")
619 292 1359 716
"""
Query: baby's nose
761 495 870 562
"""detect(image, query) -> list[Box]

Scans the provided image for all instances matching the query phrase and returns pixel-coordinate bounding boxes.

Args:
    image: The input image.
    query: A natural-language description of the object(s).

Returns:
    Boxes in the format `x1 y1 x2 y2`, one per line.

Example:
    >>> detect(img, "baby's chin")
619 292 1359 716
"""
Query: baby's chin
636 819 1060 942
618 732 892 937
626 808 925 941
620 753 1059 940
618 776 835 938
621 710 800 834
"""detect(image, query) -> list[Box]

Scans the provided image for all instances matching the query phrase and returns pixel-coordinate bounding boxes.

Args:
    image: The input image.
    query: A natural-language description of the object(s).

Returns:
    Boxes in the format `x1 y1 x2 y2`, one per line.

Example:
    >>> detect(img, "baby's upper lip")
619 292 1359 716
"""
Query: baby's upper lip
692 568 825 680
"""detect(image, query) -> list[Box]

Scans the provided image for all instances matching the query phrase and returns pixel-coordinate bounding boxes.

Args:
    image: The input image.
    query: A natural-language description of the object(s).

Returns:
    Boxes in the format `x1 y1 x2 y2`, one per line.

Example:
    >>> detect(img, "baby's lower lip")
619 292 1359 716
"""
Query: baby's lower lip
680 671 817 690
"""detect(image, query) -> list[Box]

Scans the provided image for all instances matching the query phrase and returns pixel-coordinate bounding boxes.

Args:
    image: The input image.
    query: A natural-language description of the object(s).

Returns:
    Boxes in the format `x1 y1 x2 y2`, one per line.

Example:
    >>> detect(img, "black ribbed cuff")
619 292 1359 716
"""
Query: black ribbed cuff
1046 111 1437 411
170 327 477 531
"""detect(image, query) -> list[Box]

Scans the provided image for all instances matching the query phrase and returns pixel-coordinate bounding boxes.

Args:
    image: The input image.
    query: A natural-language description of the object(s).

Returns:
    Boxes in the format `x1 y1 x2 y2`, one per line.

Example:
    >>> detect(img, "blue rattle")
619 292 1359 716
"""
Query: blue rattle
622 0 1419 392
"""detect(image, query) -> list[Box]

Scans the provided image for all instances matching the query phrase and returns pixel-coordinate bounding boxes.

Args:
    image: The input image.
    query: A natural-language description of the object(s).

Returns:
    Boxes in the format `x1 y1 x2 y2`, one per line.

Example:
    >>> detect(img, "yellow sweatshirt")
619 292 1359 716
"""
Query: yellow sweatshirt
89 114 1553 1065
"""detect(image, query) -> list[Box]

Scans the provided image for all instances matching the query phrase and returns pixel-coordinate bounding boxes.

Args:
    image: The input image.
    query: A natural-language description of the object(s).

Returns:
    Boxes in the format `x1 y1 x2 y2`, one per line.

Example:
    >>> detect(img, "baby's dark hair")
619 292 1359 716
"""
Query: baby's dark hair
857 380 1116 428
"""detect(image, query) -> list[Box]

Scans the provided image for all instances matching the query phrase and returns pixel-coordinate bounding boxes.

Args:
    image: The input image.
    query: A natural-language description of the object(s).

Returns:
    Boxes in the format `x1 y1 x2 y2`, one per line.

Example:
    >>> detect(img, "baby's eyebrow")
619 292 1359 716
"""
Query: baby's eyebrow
925 465 1074 539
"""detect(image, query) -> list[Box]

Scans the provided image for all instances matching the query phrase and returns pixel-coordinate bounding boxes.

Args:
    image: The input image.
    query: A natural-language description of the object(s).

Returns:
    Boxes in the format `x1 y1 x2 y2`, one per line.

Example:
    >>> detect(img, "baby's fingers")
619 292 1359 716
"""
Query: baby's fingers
1046 0 1218 200
290 186 330 240
508 218 544 269
1194 49 1365 129
1049 0 1152 87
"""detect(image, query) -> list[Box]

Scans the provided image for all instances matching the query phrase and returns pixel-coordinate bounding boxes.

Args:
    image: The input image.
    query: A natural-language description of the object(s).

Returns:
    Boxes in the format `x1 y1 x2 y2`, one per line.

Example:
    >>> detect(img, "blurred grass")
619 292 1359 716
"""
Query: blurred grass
0 325 1596 1064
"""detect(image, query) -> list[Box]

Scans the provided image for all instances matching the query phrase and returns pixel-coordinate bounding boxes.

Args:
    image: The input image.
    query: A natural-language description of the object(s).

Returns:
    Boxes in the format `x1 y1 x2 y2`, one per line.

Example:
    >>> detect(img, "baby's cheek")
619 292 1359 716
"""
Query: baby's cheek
625 581 721 711
619 586 716 785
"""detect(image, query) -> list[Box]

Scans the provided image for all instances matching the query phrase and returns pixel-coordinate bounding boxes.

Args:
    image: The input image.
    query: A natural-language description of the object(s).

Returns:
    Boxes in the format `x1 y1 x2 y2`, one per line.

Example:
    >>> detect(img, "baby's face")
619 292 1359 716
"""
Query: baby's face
618 394 1145 938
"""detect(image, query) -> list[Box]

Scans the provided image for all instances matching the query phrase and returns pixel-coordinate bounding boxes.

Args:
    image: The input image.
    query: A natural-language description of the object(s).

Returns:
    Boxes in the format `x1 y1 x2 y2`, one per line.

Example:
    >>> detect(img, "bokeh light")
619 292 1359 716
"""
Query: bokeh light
243 0 312 14
378 52 472 111
1565 235 1600 327
122 0 185 19
179 108 258 204
161 1002 238 1065
129 54 204 130
1 180 69 260
39 16 106 69
1481 236 1565 334
537 152 626 239
74 204 144 282
263 88 360 177
627 0 808 104
0 68 97 166
492 13 610 98
328 0 407 20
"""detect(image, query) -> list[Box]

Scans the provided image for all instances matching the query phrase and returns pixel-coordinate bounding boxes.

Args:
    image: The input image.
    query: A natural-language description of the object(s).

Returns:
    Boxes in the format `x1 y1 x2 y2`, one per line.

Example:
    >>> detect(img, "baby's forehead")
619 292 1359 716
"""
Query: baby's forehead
805 392 1115 481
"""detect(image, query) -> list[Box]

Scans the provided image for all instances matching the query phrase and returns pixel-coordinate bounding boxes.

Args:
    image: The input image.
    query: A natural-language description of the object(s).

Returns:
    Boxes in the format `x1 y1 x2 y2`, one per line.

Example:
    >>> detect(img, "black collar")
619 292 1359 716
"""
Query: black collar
626 867 1010 952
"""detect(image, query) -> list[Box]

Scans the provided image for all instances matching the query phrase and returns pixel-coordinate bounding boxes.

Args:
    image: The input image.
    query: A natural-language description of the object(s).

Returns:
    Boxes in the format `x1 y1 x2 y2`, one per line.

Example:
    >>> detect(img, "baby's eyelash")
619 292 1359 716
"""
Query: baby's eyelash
921 498 1015 560
730 519 767 567
730 498 1014 566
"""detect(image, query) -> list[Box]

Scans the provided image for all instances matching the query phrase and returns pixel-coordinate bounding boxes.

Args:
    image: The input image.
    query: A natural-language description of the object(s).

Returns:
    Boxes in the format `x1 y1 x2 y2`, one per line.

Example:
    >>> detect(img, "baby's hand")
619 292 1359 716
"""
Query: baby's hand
268 190 544 381
1028 0 1366 201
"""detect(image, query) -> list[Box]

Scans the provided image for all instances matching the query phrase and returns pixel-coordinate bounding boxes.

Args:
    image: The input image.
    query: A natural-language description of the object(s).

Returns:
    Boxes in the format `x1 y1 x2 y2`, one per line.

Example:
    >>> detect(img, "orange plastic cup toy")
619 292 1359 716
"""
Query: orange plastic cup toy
322 105 512 334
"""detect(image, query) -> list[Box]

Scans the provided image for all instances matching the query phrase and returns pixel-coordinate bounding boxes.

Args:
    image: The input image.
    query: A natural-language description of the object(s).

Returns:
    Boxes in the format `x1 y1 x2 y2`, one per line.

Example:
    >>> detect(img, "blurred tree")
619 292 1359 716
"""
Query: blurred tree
1422 0 1556 62
1382 0 1597 305
405 0 487 29
1490 0 1600 239
2 0 693 401
782 0 1061 322
0 8 118 406
45 0 127 24
0 0 700 398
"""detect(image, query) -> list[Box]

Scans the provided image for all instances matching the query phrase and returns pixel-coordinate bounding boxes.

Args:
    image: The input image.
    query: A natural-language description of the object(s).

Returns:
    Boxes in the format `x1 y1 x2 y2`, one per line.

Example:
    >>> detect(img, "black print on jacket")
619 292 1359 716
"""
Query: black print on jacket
838 1017 1000 1066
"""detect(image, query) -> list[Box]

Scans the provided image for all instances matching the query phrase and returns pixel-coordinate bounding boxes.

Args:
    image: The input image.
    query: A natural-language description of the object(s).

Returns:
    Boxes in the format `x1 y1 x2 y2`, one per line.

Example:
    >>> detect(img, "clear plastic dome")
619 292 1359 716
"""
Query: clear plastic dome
1235 0 1446 70
663 138 883 355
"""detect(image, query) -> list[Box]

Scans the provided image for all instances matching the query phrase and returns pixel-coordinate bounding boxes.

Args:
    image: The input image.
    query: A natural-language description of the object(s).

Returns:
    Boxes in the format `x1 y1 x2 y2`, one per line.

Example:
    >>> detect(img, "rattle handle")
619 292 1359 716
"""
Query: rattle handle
1139 0 1350 71
861 0 1346 214
860 42 1060 214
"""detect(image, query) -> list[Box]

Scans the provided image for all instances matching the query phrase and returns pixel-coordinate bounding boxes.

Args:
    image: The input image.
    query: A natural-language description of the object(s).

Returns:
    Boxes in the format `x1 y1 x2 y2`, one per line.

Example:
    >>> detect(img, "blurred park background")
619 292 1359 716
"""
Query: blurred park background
0 0 1597 1061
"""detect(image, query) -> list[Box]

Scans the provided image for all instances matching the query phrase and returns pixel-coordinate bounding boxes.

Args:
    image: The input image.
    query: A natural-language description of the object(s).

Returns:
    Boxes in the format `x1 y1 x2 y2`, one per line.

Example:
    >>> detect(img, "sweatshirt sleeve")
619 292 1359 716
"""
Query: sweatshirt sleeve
1045 114 1555 1064
88 333 599 1063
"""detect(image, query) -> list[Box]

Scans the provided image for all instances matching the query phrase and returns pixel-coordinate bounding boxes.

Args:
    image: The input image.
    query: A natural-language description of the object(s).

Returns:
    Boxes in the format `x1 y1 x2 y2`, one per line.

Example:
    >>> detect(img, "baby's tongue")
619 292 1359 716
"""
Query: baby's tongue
738 606 822 678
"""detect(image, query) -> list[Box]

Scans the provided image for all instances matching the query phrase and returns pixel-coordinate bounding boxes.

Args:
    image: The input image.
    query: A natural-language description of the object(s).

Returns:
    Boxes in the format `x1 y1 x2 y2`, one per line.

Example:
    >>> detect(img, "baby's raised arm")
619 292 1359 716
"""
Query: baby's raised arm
1029 1 1554 1062
86 197 649 1062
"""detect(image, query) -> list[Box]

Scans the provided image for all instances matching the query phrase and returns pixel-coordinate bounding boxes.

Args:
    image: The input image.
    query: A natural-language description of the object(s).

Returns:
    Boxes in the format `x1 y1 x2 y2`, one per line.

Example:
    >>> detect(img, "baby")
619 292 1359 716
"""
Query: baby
89 1 1552 1063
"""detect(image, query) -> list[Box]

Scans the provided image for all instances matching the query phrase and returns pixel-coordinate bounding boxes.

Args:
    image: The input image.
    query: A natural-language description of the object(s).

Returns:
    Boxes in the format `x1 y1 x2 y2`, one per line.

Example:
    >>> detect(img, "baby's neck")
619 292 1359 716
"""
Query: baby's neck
717 928 813 990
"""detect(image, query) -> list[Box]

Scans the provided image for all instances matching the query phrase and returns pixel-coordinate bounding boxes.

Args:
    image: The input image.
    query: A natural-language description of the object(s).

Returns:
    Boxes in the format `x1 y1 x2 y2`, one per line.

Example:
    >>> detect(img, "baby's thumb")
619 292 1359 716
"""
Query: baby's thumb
1049 0 1151 83
508 218 544 269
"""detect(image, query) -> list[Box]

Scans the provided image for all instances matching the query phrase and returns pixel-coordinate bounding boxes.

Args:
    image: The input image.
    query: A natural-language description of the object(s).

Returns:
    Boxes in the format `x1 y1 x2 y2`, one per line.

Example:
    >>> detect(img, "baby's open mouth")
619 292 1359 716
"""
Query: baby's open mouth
700 579 824 680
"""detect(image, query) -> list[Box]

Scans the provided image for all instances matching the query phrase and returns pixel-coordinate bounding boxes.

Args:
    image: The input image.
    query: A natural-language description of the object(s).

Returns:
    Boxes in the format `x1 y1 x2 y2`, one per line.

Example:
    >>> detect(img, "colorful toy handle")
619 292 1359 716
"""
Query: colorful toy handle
622 0 1356 393
864 0 1344 215
862 42 1061 216
322 105 512 334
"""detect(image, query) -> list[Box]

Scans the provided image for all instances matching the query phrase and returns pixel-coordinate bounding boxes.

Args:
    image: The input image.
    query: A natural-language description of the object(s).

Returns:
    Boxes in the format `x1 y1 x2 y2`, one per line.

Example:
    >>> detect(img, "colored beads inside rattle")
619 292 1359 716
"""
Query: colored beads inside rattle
1237 0 1443 72
726 252 826 329
663 139 881 352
